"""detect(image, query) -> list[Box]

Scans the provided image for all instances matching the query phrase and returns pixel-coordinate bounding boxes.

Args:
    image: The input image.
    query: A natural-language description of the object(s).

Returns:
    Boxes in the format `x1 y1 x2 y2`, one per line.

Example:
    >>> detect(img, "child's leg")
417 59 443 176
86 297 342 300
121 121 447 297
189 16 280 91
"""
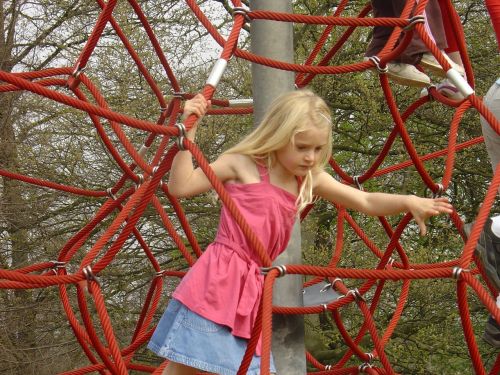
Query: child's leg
163 361 198 375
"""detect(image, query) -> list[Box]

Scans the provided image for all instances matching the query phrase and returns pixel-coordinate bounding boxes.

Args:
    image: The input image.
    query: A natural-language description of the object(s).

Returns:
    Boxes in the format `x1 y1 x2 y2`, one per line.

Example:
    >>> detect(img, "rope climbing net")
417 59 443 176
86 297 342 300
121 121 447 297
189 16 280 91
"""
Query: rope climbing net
1 0 500 373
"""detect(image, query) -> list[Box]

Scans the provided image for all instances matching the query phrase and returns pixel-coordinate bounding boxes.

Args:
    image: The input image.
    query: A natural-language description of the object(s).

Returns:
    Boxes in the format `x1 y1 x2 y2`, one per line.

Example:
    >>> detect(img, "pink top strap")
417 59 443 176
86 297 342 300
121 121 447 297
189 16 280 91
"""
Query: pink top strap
256 162 303 192
256 163 269 183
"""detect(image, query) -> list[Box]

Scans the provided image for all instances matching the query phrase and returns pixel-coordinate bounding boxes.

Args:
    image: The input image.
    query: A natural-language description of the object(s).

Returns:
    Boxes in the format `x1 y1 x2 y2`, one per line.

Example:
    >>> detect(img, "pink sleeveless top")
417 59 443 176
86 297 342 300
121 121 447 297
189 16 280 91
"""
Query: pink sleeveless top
173 164 298 344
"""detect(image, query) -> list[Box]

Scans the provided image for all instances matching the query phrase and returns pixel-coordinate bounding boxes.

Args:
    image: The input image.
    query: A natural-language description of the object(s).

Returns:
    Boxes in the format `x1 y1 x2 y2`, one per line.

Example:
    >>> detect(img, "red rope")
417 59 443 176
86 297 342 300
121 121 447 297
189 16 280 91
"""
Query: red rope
1 0 500 373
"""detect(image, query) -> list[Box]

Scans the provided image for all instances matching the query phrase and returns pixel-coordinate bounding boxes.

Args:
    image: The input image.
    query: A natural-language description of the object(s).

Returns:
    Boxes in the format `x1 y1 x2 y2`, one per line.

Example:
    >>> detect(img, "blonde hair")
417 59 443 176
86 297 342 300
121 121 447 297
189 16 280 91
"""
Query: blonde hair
224 89 333 212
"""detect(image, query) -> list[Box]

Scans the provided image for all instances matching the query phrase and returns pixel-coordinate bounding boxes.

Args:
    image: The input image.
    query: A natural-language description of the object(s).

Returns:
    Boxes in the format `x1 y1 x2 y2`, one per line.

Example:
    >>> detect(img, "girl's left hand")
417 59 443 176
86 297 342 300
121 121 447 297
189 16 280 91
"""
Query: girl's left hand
408 196 453 236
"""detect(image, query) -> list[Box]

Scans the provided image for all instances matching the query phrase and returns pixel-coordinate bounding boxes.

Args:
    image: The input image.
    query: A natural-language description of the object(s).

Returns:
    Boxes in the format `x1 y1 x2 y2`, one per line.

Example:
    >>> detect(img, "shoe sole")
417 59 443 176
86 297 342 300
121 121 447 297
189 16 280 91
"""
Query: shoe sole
386 71 430 87
419 60 446 78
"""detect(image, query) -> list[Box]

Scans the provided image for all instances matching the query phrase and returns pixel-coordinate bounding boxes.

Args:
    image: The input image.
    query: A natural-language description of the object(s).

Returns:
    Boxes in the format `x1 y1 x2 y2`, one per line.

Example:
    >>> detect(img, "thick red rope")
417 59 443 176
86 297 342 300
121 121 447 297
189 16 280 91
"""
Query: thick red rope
1 0 499 373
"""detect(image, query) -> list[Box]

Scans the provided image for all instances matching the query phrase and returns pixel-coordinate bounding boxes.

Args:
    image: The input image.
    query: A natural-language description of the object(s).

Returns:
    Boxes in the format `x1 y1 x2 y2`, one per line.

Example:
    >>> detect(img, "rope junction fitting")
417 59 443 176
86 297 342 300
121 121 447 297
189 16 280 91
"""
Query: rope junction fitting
1 1 500 374
403 15 426 31
174 122 187 151
261 265 287 277
366 56 388 74
232 7 251 23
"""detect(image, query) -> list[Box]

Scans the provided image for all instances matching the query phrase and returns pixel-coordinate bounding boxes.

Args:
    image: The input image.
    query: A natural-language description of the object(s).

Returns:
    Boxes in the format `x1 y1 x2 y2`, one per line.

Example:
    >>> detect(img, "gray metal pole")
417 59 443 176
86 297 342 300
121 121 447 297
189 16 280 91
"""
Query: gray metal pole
250 1 306 374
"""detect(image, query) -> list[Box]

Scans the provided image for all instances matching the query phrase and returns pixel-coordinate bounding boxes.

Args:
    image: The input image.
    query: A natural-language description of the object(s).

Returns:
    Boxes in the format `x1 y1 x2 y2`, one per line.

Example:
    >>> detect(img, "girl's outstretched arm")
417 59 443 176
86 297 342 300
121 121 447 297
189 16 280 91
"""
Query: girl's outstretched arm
313 171 453 236
168 94 237 198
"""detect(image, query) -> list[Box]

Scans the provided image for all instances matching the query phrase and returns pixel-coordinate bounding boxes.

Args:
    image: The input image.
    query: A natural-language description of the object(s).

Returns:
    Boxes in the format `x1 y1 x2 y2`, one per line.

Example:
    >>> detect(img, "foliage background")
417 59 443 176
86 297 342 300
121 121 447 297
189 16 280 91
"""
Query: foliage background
0 0 498 373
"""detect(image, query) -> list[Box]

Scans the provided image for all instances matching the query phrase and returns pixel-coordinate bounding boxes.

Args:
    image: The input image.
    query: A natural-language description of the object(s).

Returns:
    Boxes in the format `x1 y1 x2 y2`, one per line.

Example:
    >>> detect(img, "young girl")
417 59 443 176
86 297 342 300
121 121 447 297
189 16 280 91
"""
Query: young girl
148 90 453 375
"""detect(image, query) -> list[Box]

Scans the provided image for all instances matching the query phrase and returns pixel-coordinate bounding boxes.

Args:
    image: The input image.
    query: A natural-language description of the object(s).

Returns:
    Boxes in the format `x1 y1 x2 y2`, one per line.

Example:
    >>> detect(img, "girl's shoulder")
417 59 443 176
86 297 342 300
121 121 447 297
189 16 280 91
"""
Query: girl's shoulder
216 153 261 184
311 170 341 197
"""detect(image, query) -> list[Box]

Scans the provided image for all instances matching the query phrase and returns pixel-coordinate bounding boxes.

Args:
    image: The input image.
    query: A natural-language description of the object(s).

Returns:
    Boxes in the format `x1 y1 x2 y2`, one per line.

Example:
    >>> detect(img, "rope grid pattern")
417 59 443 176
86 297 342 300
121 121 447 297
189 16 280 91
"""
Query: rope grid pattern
0 0 499 373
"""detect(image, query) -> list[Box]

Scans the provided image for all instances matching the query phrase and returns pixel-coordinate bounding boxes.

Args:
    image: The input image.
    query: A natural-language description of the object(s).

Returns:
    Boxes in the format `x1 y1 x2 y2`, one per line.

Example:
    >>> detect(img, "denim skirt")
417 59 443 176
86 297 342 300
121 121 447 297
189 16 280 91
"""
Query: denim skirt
148 299 276 375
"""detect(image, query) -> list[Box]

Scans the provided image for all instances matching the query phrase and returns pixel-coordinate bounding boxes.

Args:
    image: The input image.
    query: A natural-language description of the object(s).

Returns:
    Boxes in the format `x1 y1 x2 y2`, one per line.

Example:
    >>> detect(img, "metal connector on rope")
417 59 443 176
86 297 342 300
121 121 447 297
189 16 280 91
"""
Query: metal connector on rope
331 277 342 289
206 59 228 88
452 267 468 280
403 15 425 31
171 91 186 99
424 84 437 101
82 265 99 285
50 261 66 275
154 270 164 278
345 288 364 302
228 98 253 107
261 265 287 277
106 188 117 200
385 257 396 269
152 166 165 188
232 7 251 23
359 362 373 372
353 176 364 191
433 183 444 198
446 69 474 98
174 123 187 151
134 174 144 190
71 64 86 79
367 56 388 74
51 261 66 271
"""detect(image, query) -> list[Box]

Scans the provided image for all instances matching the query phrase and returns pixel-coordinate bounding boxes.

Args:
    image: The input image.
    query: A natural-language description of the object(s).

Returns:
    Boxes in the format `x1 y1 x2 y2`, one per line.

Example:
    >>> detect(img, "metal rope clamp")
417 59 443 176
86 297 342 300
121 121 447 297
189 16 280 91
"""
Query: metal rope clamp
385 257 396 269
152 166 164 188
106 187 117 200
134 174 144 190
433 183 444 198
403 15 426 31
71 63 86 79
364 352 374 363
171 91 186 99
232 7 251 23
452 267 469 280
367 56 388 74
174 123 187 151
261 264 287 277
345 288 364 302
353 175 364 191
82 265 100 287
51 261 66 274
359 362 373 373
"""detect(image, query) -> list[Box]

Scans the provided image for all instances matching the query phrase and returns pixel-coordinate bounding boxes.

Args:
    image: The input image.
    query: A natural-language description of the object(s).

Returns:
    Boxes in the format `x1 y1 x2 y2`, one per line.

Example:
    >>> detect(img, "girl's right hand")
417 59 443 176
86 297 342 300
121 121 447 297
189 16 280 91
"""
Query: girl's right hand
182 94 210 121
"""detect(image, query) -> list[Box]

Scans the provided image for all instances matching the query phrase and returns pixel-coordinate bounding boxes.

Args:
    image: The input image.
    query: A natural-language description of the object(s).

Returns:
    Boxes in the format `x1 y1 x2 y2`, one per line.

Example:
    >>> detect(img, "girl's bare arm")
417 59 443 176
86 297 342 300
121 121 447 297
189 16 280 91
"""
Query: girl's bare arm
168 94 237 198
313 171 453 235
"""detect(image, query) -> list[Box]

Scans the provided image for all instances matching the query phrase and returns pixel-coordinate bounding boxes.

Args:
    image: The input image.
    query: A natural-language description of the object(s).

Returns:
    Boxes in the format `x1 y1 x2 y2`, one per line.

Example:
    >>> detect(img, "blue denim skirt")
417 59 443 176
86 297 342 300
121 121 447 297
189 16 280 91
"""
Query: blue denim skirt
148 299 276 375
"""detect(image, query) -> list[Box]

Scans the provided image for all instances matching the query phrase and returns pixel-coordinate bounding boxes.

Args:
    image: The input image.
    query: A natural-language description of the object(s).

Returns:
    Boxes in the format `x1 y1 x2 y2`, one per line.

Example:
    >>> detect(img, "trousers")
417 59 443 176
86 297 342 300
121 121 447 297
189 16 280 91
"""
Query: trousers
481 78 500 178
366 0 447 64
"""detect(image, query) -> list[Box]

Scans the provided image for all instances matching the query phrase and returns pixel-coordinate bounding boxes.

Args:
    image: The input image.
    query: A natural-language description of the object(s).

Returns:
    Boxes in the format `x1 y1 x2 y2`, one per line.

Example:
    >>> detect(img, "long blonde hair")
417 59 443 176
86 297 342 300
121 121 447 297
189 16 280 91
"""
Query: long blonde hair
224 89 332 212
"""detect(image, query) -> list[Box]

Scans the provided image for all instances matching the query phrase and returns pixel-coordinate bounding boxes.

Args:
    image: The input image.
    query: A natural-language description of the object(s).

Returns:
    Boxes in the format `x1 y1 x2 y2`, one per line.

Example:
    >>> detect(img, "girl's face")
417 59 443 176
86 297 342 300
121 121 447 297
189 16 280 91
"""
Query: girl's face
275 125 329 177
